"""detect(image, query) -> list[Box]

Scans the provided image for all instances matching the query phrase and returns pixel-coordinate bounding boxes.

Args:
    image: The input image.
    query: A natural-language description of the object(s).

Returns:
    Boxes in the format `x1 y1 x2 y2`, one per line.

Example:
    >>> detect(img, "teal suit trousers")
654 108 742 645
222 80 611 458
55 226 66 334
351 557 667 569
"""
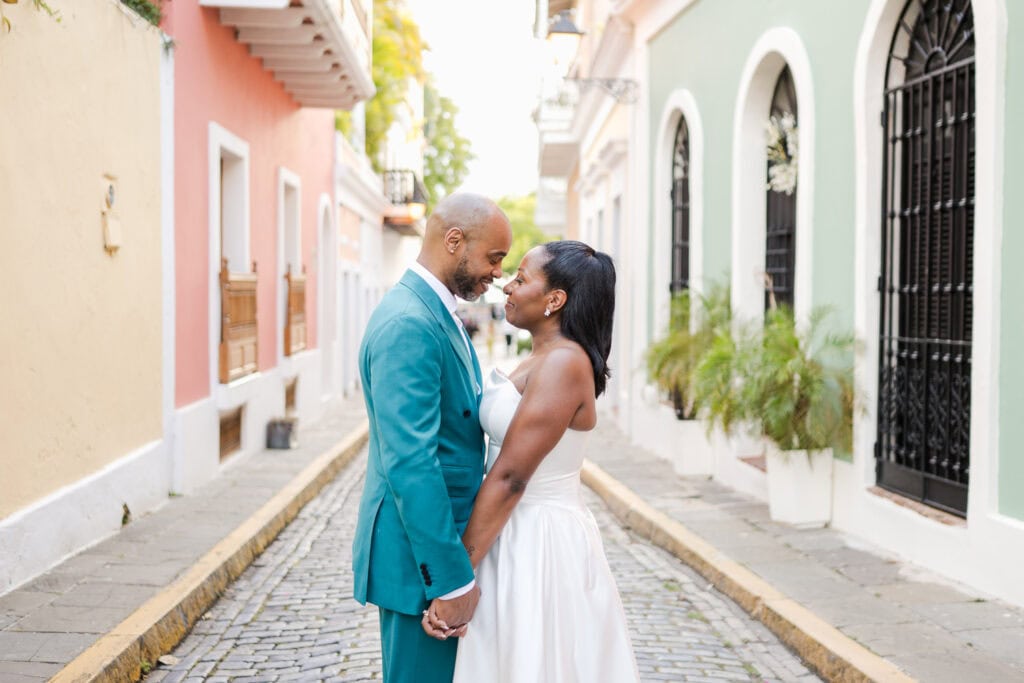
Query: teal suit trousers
379 608 458 683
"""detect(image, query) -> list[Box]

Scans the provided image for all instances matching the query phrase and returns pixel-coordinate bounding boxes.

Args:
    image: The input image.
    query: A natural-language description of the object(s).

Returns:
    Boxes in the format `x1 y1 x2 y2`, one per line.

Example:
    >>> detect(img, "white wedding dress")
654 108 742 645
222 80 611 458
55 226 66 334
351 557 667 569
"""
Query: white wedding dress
453 369 640 683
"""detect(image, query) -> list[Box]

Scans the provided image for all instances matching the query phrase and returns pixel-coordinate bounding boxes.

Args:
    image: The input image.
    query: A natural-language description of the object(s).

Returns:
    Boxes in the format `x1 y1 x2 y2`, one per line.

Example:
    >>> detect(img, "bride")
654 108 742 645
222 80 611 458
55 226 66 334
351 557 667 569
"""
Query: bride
423 240 640 682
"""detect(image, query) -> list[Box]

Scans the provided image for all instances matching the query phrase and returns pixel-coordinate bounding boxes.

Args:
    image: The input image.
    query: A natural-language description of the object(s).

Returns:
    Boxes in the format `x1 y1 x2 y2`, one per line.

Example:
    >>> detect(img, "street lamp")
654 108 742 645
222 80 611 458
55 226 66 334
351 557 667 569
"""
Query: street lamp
546 9 638 104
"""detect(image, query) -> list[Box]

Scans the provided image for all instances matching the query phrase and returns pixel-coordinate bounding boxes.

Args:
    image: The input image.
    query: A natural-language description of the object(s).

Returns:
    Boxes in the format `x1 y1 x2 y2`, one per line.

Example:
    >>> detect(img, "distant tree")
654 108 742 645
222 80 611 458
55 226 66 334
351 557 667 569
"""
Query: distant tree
497 194 553 275
337 0 425 171
423 80 473 212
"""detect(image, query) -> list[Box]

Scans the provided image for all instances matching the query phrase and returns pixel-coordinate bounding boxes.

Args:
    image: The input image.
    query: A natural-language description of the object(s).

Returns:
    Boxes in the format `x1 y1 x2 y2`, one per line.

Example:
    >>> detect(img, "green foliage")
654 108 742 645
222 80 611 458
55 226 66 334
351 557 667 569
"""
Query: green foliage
497 194 553 274
365 0 425 171
650 280 856 454
1 0 159 31
743 306 855 453
516 335 533 355
1 0 60 32
648 283 732 421
120 0 161 26
335 110 353 137
423 80 473 212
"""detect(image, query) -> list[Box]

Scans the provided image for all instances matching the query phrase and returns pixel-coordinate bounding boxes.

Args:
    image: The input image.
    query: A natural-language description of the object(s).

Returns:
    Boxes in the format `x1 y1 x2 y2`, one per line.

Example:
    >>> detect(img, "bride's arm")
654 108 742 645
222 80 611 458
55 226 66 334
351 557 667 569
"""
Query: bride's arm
461 348 591 568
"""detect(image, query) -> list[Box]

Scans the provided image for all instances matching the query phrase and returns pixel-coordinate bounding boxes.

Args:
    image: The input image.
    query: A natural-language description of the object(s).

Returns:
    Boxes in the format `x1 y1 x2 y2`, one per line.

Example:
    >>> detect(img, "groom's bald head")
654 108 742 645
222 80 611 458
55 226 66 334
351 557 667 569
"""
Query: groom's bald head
418 193 512 300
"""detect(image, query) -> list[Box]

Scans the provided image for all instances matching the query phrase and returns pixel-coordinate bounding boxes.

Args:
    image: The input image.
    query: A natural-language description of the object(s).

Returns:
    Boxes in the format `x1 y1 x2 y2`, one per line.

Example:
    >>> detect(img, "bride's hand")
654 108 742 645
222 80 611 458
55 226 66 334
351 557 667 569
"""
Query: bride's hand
421 600 468 639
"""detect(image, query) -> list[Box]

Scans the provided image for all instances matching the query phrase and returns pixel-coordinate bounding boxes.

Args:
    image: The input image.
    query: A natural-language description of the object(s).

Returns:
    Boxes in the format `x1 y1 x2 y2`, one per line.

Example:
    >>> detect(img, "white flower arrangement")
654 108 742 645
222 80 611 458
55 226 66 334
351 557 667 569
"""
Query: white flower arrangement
765 113 798 195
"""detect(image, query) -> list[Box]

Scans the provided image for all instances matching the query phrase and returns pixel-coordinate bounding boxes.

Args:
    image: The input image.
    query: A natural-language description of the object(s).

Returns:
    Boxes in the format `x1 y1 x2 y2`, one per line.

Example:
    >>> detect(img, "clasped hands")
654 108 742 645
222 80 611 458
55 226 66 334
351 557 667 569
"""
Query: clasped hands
420 584 480 640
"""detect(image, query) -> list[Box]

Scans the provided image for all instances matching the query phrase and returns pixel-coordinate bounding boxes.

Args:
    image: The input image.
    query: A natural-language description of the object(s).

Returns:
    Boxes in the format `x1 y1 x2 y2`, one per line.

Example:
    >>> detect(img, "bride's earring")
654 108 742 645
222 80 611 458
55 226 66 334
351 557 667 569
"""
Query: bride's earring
544 307 551 317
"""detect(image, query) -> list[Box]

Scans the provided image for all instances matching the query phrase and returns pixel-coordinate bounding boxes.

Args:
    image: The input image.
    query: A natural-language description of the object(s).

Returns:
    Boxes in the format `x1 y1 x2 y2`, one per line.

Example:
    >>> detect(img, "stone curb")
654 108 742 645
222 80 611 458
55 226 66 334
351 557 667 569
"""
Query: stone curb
50 421 370 683
581 459 916 683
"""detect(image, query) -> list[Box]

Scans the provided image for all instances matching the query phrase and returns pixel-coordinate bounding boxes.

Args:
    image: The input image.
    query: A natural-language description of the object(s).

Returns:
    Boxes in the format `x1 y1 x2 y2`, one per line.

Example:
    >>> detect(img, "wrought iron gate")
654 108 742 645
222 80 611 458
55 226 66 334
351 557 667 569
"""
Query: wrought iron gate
876 0 975 516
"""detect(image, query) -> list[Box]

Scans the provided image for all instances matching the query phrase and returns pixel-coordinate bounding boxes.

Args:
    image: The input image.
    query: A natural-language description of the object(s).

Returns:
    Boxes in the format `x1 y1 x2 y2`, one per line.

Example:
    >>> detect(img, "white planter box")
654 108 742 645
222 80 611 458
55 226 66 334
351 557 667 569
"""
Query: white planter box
765 445 834 528
671 417 715 476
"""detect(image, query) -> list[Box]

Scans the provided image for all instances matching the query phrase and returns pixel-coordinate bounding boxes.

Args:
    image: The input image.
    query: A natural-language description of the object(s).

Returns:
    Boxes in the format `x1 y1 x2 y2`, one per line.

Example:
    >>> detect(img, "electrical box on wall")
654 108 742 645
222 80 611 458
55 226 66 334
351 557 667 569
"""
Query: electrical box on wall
101 174 121 255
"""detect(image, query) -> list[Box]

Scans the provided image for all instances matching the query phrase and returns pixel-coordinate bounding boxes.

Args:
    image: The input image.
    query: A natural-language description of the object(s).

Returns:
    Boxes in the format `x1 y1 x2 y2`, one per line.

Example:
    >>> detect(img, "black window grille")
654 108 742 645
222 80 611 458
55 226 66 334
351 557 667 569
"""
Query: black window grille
765 67 797 311
668 116 692 419
670 116 691 295
876 0 974 517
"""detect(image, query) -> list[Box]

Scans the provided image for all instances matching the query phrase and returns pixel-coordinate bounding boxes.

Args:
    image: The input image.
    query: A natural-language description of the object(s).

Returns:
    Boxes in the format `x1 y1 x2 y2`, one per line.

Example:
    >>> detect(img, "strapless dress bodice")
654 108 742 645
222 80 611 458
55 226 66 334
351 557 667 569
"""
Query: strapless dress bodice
478 368 589 508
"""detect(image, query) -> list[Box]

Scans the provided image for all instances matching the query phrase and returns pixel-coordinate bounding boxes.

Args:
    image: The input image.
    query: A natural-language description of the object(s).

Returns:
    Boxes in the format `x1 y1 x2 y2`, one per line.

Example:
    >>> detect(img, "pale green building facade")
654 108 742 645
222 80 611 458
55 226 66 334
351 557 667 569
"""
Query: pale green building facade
620 0 1023 606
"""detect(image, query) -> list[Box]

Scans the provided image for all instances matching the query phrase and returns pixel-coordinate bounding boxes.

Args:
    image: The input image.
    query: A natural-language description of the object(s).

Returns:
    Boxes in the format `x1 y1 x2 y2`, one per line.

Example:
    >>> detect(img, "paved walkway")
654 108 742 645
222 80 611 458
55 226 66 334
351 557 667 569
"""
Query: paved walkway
1 349 1022 682
584 418 1024 682
152 451 817 682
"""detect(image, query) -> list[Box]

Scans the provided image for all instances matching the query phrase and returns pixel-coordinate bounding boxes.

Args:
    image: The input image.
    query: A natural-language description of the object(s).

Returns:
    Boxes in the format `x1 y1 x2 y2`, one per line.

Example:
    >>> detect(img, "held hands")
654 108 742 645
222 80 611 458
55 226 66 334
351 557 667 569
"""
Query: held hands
420 585 480 640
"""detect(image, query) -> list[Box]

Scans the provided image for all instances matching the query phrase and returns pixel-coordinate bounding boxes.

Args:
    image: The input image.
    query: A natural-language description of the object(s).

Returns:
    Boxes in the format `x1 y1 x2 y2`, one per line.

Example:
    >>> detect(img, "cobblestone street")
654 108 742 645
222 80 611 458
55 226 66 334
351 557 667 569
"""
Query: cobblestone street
148 451 818 682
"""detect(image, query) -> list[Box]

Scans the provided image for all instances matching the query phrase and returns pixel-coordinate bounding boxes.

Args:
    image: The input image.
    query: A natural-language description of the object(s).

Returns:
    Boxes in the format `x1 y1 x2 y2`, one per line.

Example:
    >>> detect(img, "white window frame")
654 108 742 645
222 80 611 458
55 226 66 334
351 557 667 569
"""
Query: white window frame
277 166 302 365
653 90 705 337
852 0 1007 516
730 28 815 326
208 122 252 396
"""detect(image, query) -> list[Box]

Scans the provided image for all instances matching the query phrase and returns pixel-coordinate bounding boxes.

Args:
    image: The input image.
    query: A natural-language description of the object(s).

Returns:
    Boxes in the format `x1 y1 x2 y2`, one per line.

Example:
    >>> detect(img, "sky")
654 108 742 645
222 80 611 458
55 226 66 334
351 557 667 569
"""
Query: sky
405 0 543 200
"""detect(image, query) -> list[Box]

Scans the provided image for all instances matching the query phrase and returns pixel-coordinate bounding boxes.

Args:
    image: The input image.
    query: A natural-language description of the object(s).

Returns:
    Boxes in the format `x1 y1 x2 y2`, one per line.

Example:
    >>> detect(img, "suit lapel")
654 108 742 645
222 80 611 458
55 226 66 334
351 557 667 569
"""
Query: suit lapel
469 341 482 398
400 271 476 387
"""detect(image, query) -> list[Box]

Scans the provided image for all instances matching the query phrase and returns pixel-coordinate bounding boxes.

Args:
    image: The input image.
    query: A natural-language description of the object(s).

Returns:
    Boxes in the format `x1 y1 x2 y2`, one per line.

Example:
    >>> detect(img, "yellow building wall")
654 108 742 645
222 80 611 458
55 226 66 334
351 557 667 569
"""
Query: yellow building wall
0 0 164 518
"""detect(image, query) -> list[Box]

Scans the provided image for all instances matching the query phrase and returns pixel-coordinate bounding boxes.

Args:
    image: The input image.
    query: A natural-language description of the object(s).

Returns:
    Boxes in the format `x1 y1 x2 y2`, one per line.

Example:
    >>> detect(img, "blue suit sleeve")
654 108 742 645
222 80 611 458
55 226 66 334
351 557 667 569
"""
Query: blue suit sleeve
366 315 474 598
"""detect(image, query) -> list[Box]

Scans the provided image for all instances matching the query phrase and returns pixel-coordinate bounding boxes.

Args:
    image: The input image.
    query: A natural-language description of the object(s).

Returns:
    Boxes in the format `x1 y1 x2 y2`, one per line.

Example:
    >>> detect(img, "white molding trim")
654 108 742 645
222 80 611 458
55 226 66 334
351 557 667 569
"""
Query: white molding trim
848 0 1016 604
653 89 705 337
577 137 627 196
730 27 815 326
317 193 337 399
208 121 252 398
277 166 302 368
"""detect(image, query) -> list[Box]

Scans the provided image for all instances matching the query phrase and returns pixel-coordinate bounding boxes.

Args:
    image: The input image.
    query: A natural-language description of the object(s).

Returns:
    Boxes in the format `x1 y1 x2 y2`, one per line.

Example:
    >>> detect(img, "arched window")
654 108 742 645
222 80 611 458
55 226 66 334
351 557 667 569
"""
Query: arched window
876 0 974 516
765 66 797 311
670 116 690 294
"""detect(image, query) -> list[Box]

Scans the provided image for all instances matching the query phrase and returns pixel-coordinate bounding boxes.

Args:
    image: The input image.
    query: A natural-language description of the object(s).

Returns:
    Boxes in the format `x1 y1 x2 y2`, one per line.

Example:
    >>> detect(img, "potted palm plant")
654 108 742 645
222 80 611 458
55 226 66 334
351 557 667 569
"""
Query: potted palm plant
645 283 731 474
743 306 855 527
690 302 854 527
647 290 698 419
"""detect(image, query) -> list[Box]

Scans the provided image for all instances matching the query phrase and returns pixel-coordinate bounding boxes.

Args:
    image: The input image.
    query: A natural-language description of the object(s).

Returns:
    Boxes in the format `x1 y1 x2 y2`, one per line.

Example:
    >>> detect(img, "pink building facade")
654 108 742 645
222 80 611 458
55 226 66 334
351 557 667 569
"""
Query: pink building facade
166 1 374 492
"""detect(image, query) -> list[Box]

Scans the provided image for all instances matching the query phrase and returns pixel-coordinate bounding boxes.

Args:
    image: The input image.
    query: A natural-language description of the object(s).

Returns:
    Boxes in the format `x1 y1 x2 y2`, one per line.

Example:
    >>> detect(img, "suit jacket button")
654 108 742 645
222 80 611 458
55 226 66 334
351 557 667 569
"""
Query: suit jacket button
463 409 471 418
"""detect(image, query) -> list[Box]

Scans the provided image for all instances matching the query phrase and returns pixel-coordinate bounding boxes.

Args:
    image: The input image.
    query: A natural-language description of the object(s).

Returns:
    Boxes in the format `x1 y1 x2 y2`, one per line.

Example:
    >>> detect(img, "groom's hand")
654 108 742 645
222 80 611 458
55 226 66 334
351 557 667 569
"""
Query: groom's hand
421 586 480 639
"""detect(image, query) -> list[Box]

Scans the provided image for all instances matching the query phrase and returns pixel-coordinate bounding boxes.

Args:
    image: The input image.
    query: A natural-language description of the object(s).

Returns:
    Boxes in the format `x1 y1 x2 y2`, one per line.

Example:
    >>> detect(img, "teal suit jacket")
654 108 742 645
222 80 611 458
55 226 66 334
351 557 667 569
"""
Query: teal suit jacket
352 270 485 615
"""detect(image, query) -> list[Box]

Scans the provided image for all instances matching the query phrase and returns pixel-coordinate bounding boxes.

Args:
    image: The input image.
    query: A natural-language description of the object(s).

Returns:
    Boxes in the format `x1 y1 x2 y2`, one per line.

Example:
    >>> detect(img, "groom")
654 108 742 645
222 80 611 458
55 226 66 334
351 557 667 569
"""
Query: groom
352 193 512 682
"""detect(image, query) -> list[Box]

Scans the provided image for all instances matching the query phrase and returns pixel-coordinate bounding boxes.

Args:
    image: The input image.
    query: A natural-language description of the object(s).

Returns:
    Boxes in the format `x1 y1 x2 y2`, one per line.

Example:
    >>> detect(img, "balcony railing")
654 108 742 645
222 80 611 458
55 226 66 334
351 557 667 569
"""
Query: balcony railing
219 258 259 384
284 264 307 356
383 169 428 207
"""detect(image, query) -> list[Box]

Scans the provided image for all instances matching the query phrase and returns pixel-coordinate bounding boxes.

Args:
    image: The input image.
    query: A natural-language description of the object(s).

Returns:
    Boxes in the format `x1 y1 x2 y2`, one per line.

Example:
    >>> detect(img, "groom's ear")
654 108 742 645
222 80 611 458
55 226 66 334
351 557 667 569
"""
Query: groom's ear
443 226 465 255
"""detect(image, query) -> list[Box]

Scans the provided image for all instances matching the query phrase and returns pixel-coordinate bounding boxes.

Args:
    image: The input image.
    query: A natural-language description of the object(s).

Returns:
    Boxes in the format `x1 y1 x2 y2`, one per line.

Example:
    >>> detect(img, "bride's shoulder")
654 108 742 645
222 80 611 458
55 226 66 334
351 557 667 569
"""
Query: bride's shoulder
535 344 591 383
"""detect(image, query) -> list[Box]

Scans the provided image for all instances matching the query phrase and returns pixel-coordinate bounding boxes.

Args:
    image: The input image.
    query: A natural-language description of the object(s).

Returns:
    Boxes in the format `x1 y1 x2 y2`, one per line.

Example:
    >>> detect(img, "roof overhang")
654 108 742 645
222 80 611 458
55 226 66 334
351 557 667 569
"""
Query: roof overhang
200 0 375 109
538 130 579 178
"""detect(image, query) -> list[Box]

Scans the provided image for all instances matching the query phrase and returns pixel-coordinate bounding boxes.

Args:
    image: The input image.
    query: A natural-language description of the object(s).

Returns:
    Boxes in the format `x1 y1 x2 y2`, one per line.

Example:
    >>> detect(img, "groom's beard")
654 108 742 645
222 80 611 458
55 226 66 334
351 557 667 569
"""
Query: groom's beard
452 254 485 301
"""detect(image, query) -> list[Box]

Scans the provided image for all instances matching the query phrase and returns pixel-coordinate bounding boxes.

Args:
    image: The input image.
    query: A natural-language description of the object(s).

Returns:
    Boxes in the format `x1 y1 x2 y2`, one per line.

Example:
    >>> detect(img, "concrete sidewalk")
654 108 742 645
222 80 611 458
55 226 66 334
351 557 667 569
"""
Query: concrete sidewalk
2 371 1023 682
583 418 1024 682
0 396 369 682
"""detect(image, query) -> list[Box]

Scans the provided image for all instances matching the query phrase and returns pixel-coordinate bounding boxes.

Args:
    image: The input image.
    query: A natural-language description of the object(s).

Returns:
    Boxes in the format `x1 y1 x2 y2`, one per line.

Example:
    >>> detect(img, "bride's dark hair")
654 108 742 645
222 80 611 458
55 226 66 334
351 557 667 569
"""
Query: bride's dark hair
540 240 615 397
